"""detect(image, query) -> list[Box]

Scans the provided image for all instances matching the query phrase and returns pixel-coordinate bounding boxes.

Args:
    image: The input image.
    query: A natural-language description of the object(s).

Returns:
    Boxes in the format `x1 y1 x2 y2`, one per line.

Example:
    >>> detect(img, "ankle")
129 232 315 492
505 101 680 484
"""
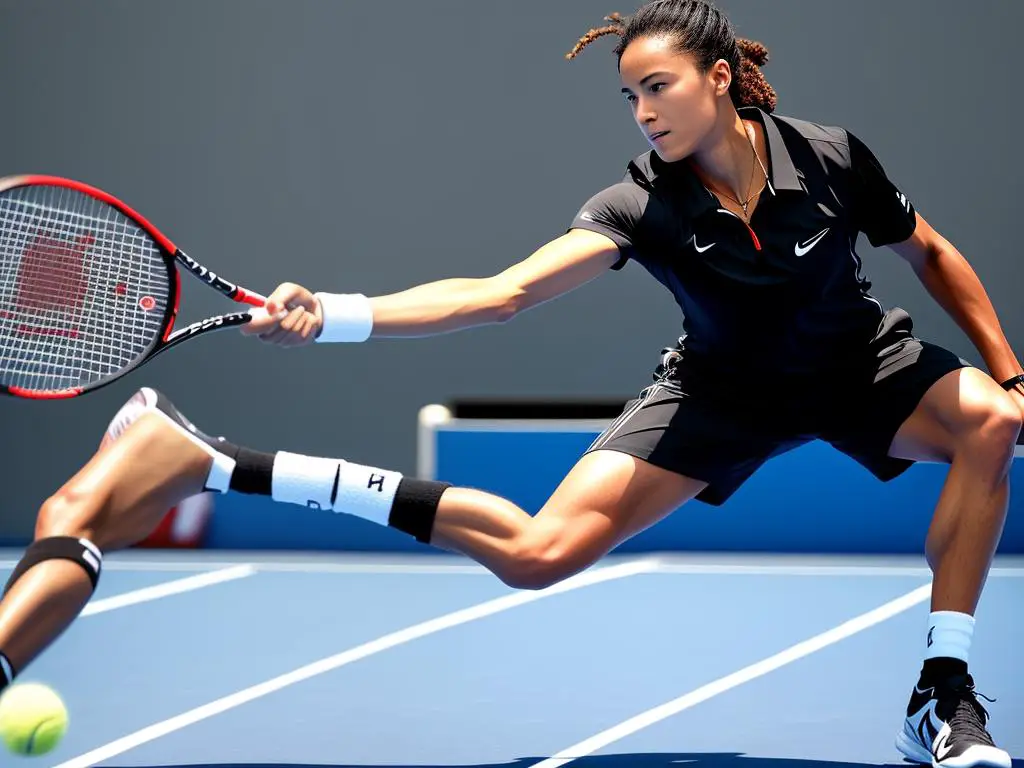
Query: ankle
920 656 968 687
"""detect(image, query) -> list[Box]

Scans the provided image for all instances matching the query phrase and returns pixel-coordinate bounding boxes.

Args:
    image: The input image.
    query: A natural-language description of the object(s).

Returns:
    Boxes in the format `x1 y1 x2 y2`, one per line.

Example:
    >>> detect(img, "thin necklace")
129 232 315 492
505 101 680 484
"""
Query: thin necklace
706 123 769 220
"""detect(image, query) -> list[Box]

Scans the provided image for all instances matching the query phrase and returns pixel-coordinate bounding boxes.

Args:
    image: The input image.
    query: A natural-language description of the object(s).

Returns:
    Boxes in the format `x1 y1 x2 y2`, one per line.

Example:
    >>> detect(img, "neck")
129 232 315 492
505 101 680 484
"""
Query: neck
687 110 758 201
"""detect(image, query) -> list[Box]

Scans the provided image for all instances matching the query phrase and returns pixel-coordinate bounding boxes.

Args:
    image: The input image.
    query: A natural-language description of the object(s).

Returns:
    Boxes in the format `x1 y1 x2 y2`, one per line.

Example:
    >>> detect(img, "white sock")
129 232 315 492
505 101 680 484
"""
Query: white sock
925 610 975 663
270 451 402 526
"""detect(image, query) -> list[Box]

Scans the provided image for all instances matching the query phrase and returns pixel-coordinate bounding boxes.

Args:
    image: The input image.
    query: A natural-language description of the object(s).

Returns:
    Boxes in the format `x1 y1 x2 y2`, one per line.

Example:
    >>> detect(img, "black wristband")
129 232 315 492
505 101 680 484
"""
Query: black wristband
1000 374 1024 391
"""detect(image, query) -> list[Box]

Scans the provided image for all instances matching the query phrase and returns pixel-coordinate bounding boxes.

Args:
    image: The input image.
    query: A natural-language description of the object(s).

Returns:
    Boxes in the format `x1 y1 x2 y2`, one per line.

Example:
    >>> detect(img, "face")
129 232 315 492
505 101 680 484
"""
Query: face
618 34 732 162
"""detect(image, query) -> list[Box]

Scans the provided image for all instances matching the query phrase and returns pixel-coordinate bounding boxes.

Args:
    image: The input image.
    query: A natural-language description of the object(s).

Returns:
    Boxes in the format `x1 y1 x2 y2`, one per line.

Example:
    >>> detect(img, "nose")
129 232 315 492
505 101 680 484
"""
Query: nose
634 97 657 125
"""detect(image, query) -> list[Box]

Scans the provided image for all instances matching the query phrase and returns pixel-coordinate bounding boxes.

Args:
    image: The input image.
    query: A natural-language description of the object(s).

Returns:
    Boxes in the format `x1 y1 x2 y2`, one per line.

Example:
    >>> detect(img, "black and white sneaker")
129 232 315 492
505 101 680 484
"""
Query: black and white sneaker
103 387 237 493
896 674 1011 768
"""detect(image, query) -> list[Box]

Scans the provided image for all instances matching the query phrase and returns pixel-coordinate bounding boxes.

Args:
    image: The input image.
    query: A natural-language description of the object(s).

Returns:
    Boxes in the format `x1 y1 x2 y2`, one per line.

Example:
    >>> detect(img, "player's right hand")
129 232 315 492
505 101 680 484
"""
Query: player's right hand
241 282 324 346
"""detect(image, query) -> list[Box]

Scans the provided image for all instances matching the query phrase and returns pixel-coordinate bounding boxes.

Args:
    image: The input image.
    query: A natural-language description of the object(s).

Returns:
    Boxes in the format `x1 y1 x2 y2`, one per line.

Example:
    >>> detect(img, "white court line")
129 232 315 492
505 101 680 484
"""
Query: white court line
651 564 1024 578
51 558 656 768
3 558 1020 578
529 582 932 768
94 561 490 575
81 565 256 617
0 554 492 575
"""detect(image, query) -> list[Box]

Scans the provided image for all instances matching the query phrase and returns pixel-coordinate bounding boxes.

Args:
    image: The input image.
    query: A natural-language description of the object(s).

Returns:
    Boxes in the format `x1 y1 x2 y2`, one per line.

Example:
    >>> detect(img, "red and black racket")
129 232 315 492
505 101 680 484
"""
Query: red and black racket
0 175 267 399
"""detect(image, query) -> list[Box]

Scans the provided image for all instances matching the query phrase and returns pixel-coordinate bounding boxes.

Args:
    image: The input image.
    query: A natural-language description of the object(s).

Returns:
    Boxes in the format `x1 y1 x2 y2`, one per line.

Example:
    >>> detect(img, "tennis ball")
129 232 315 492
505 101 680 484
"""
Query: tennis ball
0 683 69 756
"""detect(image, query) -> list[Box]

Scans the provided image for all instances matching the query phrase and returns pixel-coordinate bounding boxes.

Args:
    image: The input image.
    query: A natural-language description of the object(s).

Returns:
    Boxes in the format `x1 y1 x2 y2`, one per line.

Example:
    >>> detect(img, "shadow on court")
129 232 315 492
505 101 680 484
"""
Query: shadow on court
109 753 1024 768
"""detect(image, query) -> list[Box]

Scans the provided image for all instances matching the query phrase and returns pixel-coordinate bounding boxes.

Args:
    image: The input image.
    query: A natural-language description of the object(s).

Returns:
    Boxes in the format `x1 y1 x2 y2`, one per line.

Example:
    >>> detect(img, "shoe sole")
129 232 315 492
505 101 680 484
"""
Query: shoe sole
896 728 933 764
896 729 1012 768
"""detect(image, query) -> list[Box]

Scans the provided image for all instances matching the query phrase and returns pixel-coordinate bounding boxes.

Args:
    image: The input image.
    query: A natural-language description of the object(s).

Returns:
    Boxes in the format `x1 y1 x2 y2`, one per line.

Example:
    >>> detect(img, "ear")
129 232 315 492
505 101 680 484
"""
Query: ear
708 59 732 96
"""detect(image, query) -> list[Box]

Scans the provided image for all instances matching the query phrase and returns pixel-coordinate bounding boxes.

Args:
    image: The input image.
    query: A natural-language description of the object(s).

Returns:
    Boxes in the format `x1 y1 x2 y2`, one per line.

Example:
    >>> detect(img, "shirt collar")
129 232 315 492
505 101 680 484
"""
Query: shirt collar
739 106 803 194
630 106 805 216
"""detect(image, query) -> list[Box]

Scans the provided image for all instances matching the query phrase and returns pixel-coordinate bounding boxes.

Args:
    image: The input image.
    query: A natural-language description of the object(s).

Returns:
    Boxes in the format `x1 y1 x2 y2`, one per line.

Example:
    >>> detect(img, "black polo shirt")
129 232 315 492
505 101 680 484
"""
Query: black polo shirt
570 106 918 377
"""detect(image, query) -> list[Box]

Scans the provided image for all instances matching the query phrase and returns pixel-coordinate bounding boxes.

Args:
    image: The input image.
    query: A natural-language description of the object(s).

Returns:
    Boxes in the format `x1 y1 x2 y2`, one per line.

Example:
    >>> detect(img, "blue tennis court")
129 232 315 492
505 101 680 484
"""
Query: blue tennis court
4 551 1020 767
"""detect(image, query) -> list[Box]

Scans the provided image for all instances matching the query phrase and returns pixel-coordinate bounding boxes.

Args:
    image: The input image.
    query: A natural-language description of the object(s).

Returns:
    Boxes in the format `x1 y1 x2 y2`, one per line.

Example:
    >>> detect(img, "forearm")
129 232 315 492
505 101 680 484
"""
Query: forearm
914 245 1022 381
366 276 518 338
310 231 617 344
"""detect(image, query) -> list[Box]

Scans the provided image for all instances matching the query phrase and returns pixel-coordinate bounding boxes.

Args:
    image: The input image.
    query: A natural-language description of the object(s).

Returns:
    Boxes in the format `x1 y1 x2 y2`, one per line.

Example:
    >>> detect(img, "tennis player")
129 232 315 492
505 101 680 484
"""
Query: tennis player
0 2 1019 763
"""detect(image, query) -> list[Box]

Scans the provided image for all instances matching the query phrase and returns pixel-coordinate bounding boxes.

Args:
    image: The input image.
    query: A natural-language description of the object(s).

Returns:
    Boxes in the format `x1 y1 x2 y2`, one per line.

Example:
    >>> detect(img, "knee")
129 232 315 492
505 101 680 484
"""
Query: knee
958 391 1022 465
500 530 583 591
35 483 103 542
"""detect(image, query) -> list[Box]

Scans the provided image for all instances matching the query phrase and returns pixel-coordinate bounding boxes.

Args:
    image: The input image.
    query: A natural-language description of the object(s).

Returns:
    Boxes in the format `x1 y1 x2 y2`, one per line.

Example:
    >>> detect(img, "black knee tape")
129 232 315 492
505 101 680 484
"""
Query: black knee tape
0 651 14 689
388 478 451 543
4 536 103 595
228 447 275 495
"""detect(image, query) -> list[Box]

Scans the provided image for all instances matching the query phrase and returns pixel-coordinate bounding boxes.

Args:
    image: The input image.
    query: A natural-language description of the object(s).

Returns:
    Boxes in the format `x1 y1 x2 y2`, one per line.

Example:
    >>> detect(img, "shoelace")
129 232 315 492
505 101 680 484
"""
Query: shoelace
943 680 997 747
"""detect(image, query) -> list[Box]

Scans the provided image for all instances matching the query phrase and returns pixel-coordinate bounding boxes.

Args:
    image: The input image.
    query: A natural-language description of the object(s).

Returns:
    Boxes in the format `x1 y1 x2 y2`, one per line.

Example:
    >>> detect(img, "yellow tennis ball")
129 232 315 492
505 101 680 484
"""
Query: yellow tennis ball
0 683 69 756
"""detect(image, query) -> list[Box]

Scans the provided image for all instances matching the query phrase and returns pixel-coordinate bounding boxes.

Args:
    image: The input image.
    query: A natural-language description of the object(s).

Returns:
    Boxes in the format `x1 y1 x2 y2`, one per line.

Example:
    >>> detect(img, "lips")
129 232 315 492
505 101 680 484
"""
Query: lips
648 130 670 142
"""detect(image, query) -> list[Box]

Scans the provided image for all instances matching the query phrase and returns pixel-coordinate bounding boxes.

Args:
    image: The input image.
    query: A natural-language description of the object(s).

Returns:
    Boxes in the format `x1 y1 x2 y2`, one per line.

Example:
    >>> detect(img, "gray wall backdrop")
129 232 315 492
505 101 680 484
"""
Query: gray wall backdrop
1 1 1021 542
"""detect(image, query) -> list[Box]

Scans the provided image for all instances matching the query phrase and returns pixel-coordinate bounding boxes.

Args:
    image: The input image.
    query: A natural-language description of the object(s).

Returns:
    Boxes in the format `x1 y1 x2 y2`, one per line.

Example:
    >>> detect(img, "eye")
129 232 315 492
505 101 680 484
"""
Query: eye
623 93 638 105
649 82 667 93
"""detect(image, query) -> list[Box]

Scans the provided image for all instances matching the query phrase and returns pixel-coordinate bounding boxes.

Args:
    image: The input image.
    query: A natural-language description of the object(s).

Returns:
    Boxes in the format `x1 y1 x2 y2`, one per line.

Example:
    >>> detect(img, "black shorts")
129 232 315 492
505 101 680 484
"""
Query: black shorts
585 312 970 506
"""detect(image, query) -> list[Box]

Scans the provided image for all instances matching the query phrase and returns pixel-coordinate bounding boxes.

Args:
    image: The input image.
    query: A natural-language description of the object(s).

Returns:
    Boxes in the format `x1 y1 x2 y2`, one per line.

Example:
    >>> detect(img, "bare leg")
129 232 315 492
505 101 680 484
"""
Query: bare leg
889 368 1018 768
0 411 210 679
888 368 1021 614
0 390 706 682
431 448 707 589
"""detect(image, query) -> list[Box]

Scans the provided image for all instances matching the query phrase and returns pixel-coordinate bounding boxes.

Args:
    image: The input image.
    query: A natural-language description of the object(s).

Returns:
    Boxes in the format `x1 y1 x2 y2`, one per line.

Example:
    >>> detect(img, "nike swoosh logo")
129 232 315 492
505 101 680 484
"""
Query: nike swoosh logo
794 227 830 256
934 726 954 760
908 697 942 750
691 236 715 253
918 714 936 751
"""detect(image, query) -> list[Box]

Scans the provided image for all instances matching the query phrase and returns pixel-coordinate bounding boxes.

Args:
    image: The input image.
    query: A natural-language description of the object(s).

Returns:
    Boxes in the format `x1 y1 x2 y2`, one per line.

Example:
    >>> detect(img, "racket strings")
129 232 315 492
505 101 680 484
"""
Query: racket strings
11 231 91 318
0 186 170 392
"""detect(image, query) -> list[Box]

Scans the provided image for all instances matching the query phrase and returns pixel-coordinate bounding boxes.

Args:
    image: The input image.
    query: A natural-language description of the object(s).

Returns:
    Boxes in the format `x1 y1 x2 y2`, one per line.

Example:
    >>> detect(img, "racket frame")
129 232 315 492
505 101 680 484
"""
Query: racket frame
0 174 266 399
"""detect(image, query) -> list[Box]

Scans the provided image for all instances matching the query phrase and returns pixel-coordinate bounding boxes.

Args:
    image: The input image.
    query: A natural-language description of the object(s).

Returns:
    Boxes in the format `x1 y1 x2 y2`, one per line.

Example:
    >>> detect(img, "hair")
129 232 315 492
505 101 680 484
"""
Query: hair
566 0 777 113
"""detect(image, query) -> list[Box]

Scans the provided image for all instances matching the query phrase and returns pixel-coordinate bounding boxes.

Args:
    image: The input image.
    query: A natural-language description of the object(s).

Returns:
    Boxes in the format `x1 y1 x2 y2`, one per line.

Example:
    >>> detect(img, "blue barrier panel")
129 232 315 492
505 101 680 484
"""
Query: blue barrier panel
202 404 1023 554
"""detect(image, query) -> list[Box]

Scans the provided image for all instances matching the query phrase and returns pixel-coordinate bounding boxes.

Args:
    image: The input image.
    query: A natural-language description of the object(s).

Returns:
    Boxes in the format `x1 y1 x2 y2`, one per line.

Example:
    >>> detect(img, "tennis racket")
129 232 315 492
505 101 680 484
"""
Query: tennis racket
0 175 268 399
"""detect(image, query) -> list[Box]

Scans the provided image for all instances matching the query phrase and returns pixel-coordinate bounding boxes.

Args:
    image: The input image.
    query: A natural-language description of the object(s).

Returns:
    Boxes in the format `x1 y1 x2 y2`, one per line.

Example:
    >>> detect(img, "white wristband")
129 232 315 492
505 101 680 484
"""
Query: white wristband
313 292 374 343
